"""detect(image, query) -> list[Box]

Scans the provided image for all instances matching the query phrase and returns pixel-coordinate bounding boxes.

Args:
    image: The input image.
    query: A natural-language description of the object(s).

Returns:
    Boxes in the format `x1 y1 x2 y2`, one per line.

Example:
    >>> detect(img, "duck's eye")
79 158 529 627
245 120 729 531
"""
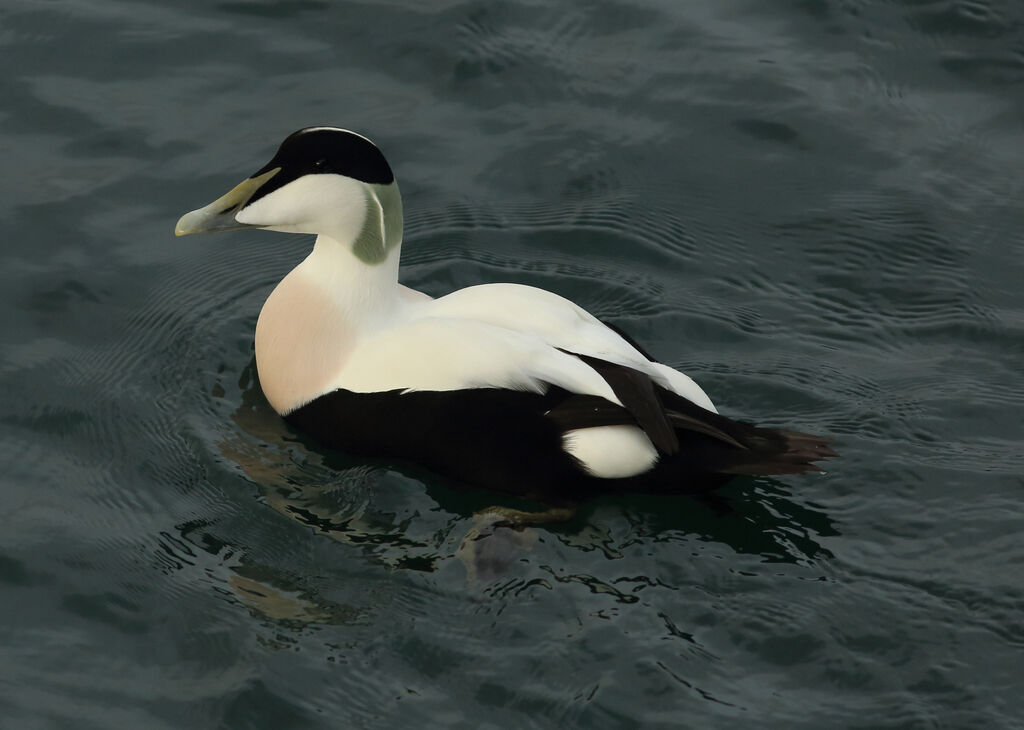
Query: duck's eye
313 158 327 170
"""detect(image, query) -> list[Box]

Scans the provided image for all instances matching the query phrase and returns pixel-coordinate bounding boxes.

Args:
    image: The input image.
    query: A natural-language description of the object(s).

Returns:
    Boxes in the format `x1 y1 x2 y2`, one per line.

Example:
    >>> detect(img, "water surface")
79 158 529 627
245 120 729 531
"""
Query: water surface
1 1 1022 728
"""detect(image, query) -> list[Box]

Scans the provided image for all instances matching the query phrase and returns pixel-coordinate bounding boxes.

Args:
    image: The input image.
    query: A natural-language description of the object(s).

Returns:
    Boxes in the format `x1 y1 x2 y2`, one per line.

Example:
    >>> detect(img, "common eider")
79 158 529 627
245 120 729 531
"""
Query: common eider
176 127 835 503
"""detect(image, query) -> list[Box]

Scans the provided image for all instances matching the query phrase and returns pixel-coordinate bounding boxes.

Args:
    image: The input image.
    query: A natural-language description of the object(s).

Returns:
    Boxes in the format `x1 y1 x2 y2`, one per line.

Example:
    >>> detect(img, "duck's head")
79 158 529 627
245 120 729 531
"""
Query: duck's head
175 127 403 264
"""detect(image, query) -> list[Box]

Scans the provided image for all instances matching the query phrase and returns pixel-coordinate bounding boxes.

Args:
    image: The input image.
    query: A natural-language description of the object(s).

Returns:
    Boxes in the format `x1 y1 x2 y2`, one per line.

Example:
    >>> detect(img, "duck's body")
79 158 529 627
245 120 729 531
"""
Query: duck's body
177 127 834 501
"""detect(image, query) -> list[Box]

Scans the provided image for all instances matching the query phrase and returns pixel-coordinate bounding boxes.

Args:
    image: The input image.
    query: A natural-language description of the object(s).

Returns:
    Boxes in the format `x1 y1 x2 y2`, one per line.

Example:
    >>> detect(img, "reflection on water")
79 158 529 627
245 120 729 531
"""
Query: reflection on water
158 521 364 628
211 357 837 604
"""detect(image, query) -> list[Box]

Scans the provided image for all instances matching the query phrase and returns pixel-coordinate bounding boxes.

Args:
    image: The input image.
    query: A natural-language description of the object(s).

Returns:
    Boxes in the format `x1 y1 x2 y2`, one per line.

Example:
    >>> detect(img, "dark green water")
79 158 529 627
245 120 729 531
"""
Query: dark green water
2 1 1022 727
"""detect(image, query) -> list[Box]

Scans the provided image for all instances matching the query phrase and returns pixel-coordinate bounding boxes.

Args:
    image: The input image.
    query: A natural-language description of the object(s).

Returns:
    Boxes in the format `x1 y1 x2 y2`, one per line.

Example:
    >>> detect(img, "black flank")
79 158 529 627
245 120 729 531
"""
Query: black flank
285 354 837 502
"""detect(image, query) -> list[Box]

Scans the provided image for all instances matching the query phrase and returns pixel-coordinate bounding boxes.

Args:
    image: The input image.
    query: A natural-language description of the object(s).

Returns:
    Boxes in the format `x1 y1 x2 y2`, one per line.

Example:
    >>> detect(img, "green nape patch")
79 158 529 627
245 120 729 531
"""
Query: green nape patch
352 182 403 264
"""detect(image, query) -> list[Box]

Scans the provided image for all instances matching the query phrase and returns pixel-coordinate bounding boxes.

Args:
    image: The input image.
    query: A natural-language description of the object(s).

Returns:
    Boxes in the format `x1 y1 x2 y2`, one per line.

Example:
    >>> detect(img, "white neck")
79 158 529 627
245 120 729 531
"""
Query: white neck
254 233 403 414
307 232 403 316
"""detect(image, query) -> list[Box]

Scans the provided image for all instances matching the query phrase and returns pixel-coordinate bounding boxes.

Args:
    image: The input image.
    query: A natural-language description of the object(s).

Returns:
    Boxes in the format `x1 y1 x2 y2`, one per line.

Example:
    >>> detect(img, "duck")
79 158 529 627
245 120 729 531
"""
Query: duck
176 126 835 504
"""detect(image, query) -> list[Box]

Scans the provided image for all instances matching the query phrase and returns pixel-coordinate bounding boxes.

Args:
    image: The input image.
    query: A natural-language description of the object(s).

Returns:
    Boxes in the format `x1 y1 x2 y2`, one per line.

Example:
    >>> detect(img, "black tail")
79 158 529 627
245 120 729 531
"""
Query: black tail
569 353 837 479
658 388 838 477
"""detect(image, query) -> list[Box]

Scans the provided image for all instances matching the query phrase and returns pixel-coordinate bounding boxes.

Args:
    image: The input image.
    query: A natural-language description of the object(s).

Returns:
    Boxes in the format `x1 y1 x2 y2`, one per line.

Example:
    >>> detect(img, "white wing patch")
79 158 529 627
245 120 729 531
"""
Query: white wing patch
562 426 659 478
332 316 620 405
420 283 717 412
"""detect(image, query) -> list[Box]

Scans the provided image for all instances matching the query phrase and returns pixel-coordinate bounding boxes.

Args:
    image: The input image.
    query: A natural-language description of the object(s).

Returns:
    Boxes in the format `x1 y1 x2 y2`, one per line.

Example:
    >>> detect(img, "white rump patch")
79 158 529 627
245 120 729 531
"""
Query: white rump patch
561 425 659 479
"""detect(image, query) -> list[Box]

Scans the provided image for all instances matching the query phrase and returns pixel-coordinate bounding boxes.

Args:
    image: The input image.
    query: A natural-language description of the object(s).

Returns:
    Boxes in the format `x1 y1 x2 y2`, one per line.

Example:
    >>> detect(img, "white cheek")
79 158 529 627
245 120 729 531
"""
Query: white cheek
237 174 367 240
